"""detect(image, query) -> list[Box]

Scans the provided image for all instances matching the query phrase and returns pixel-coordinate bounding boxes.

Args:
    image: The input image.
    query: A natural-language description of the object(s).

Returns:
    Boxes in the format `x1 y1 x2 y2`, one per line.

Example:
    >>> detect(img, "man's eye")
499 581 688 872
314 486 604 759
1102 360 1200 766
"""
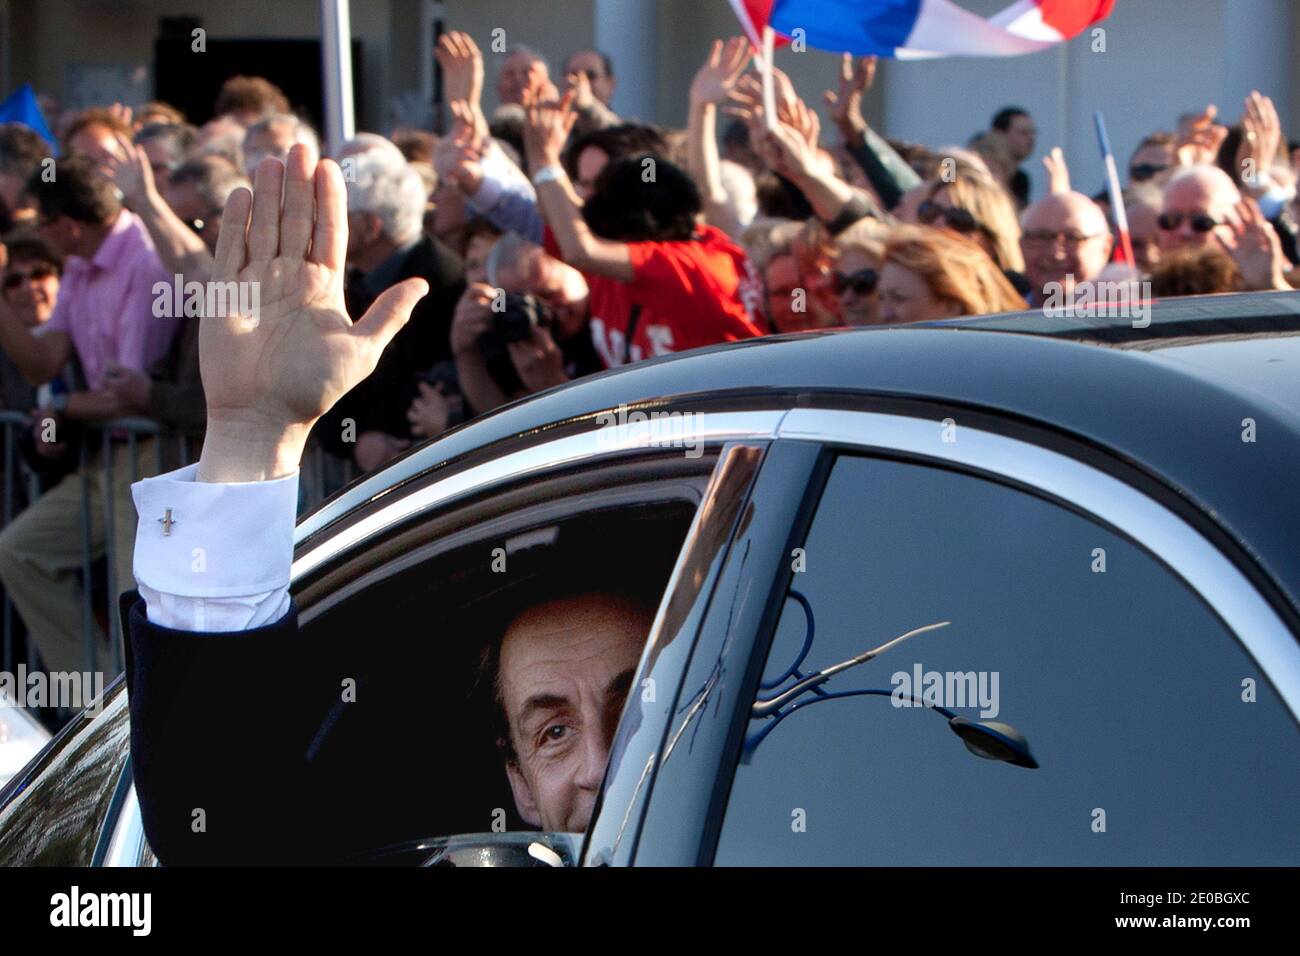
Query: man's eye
543 724 568 743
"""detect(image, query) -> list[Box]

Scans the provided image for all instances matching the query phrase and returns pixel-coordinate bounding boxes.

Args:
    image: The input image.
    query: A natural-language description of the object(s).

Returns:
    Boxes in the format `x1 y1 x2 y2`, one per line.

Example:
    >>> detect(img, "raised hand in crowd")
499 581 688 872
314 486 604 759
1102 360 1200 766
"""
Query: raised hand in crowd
435 30 488 142
688 37 753 237
824 52 876 142
99 130 155 209
1235 90 1282 195
196 144 430 482
1216 195 1292 291
1043 146 1071 195
406 381 463 439
1176 104 1228 168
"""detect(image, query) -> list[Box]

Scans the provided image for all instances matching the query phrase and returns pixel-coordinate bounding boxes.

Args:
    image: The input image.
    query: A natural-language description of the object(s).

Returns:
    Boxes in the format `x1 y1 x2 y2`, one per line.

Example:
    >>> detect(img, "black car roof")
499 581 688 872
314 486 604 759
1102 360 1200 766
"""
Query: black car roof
309 291 1300 620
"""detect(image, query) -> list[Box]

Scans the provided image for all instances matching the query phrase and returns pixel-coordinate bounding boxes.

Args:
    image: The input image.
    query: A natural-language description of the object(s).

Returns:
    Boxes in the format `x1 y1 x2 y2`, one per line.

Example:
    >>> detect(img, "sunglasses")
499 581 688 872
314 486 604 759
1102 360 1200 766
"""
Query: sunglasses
3 265 56 290
832 268 878 296
1129 162 1168 182
917 200 982 235
1156 211 1223 233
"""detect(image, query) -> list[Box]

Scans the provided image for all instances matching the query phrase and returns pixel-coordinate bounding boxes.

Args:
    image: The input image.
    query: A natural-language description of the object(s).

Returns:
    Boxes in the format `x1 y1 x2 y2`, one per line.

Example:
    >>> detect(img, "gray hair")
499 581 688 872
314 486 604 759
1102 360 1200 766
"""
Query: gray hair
134 122 198 166
485 231 538 288
247 113 319 157
345 150 426 246
169 154 249 209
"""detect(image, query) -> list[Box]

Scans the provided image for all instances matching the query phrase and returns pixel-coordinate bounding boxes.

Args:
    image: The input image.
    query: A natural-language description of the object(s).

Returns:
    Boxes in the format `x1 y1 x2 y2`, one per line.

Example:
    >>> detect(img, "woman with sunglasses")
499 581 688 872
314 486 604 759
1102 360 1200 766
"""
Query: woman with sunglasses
915 159 1029 296
877 226 1028 325
831 218 886 326
0 231 61 333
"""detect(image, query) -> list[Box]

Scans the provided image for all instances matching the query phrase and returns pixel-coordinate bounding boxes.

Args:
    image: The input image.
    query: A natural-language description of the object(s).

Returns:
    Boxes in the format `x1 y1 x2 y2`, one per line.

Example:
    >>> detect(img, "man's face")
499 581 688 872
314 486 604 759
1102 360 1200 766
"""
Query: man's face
1020 197 1113 295
67 122 126 167
496 247 590 339
498 593 652 832
36 214 82 259
1004 115 1037 162
574 146 609 202
499 52 547 106
2 256 59 327
1159 175 1238 253
243 123 296 178
565 51 615 105
162 181 223 252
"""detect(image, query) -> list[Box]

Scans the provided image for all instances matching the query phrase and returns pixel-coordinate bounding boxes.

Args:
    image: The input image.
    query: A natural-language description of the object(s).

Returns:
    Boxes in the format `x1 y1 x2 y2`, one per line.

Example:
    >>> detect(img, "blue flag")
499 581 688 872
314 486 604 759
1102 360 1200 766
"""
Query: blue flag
0 83 56 149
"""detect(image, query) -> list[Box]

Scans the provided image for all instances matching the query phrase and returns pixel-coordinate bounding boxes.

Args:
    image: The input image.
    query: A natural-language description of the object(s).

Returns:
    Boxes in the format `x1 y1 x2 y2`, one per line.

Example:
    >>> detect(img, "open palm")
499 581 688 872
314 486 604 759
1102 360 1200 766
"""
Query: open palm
204 147 428 433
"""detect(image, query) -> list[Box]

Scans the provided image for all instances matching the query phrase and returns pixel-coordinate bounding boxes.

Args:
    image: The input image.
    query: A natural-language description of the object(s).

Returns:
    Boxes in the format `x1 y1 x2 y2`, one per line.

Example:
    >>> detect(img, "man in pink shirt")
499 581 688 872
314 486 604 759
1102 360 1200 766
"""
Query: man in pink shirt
0 155 179 676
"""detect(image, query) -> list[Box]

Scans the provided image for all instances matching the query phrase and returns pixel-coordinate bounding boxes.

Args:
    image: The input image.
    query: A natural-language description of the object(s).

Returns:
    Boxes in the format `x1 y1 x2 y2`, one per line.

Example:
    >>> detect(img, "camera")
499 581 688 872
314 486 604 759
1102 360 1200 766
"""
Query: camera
477 293 557 393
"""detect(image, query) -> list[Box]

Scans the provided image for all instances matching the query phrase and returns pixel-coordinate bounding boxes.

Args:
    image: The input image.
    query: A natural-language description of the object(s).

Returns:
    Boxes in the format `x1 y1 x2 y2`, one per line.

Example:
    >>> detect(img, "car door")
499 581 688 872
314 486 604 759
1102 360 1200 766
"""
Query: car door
626 408 1300 865
15 407 783 865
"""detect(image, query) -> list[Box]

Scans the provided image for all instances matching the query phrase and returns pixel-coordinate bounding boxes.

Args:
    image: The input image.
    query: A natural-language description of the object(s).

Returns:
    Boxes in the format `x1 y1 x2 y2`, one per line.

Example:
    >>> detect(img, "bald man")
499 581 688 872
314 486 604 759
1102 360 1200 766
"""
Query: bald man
1158 165 1240 254
1020 191 1114 301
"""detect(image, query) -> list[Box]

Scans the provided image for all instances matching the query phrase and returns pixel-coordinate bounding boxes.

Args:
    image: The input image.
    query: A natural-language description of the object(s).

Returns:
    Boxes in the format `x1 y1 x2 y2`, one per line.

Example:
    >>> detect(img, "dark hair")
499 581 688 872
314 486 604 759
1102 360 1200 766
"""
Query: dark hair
26 155 120 225
1 228 63 274
0 123 51 178
391 127 437 164
566 49 614 78
581 154 701 242
562 122 668 179
1150 246 1245 297
214 75 290 119
992 107 1030 132
135 122 198 162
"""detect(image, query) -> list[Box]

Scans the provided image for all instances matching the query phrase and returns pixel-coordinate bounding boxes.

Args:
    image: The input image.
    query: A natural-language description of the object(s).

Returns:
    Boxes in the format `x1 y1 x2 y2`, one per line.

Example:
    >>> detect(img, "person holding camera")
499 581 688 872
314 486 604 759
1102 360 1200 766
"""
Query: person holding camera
450 232 600 416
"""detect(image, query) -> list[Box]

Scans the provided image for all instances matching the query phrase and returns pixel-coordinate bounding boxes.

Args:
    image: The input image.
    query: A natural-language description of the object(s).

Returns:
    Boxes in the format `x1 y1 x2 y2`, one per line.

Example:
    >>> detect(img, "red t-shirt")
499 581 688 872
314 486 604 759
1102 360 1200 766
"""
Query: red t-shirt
547 224 764 368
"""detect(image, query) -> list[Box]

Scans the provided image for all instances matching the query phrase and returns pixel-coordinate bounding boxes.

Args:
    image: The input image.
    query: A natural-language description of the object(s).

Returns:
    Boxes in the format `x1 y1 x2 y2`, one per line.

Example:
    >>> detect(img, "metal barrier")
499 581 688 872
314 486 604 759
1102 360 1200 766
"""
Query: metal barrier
0 410 355 679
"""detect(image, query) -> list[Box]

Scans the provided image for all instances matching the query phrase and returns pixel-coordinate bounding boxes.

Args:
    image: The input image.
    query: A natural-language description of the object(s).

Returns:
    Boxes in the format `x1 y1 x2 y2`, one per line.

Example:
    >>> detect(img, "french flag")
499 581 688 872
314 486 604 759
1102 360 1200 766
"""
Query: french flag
729 0 1115 58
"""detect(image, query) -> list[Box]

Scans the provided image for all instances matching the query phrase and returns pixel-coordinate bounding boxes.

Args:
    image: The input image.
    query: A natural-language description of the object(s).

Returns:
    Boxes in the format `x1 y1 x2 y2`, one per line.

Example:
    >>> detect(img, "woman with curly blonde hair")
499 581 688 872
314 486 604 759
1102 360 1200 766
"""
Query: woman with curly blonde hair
877 225 1029 324
917 157 1026 279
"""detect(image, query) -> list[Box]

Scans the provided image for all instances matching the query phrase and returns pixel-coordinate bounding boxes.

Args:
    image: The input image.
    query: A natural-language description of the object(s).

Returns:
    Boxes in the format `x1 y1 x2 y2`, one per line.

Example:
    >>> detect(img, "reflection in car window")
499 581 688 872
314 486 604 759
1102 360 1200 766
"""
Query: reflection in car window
716 456 1300 865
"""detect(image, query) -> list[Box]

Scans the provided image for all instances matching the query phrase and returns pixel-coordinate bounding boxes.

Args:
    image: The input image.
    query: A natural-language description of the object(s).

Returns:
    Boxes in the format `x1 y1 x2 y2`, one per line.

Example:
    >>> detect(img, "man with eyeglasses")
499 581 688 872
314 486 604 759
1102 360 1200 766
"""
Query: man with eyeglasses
1019 191 1113 304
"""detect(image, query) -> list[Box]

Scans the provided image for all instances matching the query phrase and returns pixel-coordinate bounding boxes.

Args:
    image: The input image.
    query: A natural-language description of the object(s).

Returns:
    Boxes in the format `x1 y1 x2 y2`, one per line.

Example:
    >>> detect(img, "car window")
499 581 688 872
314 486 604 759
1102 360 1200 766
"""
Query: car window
715 455 1300 865
287 464 708 859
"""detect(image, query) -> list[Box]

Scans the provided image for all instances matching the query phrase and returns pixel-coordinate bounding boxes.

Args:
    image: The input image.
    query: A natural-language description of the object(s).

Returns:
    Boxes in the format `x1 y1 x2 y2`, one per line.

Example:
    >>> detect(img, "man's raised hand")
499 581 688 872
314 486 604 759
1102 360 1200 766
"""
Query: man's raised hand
196 145 429 482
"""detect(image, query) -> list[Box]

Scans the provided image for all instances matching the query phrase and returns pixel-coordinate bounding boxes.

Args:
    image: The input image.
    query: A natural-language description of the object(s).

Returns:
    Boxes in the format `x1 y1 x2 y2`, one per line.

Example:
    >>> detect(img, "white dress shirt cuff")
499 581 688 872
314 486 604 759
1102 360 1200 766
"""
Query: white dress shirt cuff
131 464 298 632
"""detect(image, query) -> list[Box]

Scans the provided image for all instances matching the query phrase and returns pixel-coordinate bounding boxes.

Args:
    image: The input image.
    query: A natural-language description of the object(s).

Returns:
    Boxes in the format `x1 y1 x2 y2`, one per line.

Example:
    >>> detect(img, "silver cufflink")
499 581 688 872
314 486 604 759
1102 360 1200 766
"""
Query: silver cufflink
158 508 177 536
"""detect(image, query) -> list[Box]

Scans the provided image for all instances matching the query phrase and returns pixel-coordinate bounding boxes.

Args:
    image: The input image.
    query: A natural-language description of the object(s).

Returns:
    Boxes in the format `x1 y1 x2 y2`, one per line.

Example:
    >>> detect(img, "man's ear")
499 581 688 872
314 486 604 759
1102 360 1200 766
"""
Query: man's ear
505 759 543 828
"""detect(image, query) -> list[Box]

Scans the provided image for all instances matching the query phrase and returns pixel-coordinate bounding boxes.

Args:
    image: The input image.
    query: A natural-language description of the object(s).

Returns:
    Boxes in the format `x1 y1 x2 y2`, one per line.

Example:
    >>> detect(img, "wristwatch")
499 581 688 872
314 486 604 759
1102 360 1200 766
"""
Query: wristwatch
532 165 565 186
48 392 69 414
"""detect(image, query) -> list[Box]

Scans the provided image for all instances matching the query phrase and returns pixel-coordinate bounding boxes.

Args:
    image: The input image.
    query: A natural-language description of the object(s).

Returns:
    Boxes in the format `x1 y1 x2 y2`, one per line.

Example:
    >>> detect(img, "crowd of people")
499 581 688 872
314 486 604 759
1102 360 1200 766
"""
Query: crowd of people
0 31 1297 678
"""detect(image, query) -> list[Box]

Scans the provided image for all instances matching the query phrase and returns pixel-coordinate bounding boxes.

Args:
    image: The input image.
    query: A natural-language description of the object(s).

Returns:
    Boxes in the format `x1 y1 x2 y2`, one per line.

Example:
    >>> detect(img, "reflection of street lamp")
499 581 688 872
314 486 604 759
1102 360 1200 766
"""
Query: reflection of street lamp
743 592 1038 769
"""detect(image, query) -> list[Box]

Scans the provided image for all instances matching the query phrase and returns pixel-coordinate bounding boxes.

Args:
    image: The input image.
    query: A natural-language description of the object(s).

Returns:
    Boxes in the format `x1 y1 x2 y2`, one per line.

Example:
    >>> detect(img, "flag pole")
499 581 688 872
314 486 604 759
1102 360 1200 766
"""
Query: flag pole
761 25 776 130
1094 111 1135 268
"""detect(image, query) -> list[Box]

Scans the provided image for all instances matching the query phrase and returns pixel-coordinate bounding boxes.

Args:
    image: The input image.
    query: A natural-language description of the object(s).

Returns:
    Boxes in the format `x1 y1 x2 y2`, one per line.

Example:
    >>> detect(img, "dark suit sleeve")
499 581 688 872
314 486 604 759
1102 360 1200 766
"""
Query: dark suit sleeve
125 595 360 865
